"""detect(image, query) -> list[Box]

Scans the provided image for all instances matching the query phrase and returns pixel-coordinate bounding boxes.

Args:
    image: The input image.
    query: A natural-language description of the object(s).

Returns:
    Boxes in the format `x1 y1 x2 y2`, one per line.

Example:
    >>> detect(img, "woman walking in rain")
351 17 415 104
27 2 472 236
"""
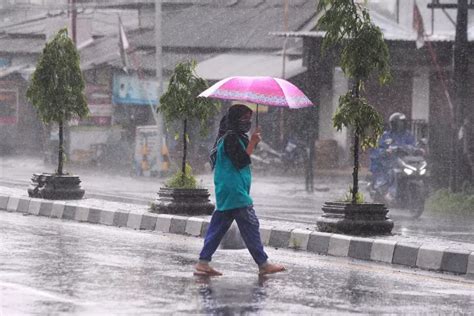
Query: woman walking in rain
194 103 286 276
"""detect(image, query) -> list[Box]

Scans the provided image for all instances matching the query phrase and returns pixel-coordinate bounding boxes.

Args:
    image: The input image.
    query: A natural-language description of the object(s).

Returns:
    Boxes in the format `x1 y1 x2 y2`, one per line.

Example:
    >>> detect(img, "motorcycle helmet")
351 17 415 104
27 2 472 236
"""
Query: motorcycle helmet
389 112 407 133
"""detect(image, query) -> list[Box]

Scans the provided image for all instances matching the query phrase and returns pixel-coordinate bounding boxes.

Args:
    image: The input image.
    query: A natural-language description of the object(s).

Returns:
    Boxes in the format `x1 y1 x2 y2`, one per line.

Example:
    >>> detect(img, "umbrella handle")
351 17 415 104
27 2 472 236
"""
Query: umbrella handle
254 104 259 151
256 104 259 128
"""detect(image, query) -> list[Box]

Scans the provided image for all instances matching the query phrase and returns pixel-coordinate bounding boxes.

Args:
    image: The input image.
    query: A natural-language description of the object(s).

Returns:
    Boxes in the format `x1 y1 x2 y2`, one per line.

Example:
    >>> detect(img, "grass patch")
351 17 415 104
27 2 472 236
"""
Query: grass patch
425 188 474 216
165 164 197 189
339 187 365 204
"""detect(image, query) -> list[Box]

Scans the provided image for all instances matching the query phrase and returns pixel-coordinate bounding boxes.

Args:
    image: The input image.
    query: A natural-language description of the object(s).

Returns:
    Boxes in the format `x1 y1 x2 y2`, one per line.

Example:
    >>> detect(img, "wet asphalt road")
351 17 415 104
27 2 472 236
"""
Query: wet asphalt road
1 156 474 244
1 212 473 315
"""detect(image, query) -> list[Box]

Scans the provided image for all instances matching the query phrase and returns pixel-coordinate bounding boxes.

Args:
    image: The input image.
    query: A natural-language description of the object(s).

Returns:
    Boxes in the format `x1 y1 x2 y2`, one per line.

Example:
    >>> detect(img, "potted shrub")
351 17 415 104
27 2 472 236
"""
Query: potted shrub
150 60 220 215
26 28 89 200
315 0 393 235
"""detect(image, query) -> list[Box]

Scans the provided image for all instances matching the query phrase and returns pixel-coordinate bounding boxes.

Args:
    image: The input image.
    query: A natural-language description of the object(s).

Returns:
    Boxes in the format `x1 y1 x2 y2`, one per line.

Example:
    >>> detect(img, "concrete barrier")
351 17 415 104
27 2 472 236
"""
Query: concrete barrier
307 232 332 255
127 213 143 230
259 225 273 246
170 216 188 234
441 249 470 274
155 214 174 233
393 243 421 267
289 229 312 250
328 235 352 257
185 217 204 237
348 237 374 260
268 228 292 249
416 246 445 271
6 197 19 212
140 214 158 231
370 239 397 263
1 194 473 277
17 197 31 213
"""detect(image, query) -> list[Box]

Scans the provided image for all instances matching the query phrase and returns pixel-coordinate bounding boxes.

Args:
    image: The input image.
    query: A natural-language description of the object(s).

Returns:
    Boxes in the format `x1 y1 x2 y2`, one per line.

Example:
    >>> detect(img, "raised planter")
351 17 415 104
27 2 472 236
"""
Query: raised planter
316 201 393 235
27 173 85 200
150 187 214 215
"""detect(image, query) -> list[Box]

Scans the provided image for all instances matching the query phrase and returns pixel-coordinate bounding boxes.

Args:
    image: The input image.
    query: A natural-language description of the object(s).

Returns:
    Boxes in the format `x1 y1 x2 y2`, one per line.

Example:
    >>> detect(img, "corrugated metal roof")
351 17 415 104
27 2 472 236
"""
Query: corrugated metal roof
271 2 474 42
0 36 45 54
131 1 314 50
0 1 315 77
108 50 215 73
0 64 28 79
195 53 306 80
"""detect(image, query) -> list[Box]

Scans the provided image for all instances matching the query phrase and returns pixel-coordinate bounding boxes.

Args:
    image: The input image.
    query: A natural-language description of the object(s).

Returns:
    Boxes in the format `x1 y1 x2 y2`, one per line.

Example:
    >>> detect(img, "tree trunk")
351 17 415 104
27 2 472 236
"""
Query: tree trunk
181 118 188 181
352 80 361 204
352 132 360 204
58 120 64 176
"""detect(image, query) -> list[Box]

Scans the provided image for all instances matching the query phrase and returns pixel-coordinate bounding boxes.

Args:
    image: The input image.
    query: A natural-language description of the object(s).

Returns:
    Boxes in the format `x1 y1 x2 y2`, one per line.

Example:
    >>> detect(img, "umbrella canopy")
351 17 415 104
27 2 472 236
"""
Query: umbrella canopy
198 76 314 109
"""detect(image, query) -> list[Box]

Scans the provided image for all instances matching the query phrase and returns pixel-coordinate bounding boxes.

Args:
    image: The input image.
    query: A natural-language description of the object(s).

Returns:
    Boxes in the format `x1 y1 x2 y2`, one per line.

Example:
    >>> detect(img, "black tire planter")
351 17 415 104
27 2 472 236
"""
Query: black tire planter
316 201 393 235
150 187 215 216
27 173 85 200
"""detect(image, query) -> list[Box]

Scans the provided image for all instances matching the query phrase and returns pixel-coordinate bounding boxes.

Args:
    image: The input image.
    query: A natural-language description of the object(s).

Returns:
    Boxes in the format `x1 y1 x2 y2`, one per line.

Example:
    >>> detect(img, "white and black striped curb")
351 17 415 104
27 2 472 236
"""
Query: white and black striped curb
1 194 473 276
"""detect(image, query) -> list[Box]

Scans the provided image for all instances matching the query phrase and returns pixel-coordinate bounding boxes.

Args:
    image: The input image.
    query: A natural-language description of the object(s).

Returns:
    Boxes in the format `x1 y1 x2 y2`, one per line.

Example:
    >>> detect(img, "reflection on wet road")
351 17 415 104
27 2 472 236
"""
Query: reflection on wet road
1 212 473 314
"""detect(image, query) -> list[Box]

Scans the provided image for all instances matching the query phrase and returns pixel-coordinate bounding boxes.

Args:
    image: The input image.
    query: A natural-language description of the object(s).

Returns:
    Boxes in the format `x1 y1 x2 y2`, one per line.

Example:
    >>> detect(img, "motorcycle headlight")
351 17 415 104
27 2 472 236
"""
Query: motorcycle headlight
403 168 414 175
419 168 427 175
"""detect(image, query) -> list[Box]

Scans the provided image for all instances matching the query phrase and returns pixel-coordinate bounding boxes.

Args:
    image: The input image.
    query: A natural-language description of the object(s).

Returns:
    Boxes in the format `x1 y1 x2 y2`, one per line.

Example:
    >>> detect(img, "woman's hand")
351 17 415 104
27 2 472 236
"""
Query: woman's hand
246 127 261 156
250 127 261 145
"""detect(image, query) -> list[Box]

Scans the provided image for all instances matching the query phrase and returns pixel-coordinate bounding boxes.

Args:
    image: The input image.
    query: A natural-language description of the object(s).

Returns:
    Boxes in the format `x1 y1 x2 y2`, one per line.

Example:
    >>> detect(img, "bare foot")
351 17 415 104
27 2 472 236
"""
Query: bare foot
194 263 223 276
259 263 286 276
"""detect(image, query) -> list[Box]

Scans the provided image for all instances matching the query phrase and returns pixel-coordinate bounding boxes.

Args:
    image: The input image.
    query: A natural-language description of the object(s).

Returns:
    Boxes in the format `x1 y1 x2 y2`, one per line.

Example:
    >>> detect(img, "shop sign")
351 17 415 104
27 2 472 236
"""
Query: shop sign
0 89 18 125
112 74 158 106
0 58 11 69
83 104 113 126
134 125 161 177
86 84 111 104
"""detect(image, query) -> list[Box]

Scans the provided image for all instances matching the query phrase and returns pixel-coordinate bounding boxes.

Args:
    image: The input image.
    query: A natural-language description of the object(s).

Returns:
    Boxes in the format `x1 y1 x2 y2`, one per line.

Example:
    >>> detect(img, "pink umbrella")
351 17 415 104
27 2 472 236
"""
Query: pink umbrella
198 76 314 126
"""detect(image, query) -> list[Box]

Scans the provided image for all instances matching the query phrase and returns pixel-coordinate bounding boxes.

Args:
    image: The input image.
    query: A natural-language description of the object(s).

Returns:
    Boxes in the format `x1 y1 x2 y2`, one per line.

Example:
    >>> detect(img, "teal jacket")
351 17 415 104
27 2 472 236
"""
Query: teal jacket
214 138 253 211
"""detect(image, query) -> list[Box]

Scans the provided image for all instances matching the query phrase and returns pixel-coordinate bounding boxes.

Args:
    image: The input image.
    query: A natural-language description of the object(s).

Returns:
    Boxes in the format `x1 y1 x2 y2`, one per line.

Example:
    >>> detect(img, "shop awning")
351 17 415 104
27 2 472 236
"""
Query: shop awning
0 65 29 79
195 53 307 81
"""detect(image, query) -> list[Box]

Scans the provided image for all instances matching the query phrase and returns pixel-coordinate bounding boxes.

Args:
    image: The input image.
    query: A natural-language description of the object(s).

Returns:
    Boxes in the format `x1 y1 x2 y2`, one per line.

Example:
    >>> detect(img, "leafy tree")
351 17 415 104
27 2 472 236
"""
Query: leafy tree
317 0 391 203
27 28 88 175
159 60 219 186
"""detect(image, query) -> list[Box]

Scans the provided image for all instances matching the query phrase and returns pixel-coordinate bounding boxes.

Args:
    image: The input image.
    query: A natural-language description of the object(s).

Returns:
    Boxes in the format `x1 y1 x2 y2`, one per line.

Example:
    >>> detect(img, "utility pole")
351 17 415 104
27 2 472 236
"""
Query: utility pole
155 0 165 175
64 0 77 162
280 0 289 147
428 0 472 191
452 0 469 191
71 0 77 44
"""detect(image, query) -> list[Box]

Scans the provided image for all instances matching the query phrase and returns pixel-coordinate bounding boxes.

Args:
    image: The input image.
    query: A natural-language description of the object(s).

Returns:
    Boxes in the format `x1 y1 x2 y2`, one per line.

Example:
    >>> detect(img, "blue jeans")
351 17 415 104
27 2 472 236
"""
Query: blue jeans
199 206 268 266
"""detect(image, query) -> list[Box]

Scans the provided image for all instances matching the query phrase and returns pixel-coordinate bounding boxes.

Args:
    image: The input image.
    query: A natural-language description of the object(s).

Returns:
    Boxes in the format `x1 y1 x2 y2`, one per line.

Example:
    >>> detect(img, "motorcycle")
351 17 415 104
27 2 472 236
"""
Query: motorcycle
251 138 309 174
281 137 308 173
251 141 282 173
368 141 428 218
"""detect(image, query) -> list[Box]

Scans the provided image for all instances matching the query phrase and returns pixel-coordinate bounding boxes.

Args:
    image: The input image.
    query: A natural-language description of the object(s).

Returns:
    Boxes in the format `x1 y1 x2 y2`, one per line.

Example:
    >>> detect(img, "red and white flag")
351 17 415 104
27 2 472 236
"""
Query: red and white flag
413 1 425 49
118 16 130 73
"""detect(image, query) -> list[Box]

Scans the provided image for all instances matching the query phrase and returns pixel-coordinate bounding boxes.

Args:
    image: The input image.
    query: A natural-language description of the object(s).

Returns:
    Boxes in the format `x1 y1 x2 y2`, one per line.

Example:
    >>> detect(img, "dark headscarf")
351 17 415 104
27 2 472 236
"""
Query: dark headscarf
210 104 253 169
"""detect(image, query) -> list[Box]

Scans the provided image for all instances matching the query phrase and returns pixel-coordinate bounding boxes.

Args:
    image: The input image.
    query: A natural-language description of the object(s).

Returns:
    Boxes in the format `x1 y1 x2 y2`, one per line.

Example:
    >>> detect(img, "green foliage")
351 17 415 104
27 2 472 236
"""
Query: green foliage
159 60 220 138
317 0 391 203
317 0 390 149
317 0 391 84
165 164 198 189
425 188 474 216
333 92 383 149
27 28 88 124
341 187 365 204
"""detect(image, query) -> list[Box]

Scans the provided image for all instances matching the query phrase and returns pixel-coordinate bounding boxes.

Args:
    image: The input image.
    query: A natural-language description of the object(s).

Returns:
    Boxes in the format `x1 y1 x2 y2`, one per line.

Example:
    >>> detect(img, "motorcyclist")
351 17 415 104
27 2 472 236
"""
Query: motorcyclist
370 112 417 201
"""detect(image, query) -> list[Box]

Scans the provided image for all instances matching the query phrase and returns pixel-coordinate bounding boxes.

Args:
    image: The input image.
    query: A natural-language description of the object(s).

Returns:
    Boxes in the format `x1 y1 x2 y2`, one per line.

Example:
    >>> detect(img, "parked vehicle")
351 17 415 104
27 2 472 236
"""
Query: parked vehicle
251 141 282 173
251 138 308 173
281 137 309 172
